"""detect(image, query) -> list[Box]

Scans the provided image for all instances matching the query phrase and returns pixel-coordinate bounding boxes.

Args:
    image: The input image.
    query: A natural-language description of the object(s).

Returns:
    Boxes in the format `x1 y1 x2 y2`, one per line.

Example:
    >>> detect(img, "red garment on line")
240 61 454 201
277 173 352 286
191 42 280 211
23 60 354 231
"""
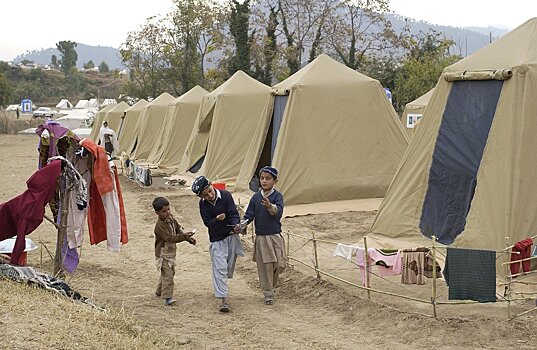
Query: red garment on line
81 139 113 245
510 238 533 275
81 138 127 246
0 160 62 264
114 166 128 244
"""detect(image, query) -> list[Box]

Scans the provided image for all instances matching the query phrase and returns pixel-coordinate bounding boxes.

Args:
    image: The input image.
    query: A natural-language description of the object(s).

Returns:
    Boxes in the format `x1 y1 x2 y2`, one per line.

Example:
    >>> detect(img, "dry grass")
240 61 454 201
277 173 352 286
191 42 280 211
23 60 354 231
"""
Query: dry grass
0 110 44 134
0 279 186 349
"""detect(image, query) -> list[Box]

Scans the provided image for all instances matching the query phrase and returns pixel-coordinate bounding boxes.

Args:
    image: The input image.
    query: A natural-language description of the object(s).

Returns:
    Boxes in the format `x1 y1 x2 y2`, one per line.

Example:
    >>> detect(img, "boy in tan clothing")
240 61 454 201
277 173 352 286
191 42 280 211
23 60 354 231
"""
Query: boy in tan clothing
153 197 196 305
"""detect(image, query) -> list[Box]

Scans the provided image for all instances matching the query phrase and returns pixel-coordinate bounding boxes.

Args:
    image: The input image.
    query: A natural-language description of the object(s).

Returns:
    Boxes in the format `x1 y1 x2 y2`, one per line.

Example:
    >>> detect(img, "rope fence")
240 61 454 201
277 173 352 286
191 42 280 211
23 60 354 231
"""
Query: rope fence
285 231 537 320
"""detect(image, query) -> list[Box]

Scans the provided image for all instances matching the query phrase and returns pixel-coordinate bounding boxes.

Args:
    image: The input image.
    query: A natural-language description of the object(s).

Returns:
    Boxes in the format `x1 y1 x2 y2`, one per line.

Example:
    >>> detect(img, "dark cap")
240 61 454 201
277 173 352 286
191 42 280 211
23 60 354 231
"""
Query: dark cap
191 175 211 195
259 166 278 179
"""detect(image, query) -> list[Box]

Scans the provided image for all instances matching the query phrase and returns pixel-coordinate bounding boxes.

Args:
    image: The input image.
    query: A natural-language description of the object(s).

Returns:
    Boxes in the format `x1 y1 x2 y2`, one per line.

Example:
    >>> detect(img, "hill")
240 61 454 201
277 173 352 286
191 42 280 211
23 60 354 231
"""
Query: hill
9 14 510 71
0 62 127 106
12 43 123 70
386 14 509 56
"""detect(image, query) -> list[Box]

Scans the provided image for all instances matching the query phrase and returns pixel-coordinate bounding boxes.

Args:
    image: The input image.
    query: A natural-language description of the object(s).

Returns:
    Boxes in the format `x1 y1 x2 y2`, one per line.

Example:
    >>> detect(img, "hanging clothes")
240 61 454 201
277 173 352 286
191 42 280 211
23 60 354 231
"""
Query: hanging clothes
36 120 79 165
333 243 360 261
48 156 89 249
401 248 427 285
510 238 533 275
0 160 62 264
80 138 128 250
444 247 496 302
356 247 403 286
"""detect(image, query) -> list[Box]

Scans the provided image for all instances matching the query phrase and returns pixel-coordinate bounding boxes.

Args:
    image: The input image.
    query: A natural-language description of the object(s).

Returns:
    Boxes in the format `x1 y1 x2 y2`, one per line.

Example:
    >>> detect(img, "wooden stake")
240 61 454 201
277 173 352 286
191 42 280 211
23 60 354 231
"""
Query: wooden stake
431 235 438 319
363 236 371 300
288 256 431 304
53 173 70 276
312 231 321 279
504 236 512 320
286 232 290 259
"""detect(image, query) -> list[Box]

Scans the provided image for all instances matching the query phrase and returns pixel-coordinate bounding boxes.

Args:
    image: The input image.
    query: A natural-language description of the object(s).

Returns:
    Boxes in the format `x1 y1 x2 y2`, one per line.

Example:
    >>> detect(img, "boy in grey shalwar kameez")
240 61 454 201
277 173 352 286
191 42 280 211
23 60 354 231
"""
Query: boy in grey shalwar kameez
192 176 244 313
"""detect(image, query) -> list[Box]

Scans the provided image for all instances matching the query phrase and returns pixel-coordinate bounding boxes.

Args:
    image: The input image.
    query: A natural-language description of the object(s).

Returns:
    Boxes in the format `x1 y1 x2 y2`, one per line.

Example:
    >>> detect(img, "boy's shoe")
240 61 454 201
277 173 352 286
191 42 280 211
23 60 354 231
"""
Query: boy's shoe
219 303 230 313
165 298 177 306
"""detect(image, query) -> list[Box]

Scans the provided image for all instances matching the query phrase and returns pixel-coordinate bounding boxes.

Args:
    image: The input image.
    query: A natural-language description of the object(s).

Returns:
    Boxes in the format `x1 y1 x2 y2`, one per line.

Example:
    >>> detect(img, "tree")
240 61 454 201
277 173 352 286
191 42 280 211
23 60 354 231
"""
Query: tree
195 0 226 87
165 0 204 94
120 17 168 99
0 73 11 107
83 60 95 69
393 30 461 112
249 2 279 85
228 0 251 75
99 61 110 73
56 40 78 75
276 0 337 74
326 0 404 71
50 54 58 68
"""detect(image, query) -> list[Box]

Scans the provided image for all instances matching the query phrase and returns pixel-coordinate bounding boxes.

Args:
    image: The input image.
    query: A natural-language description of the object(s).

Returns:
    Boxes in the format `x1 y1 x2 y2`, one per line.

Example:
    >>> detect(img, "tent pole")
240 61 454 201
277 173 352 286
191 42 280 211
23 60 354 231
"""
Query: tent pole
364 236 371 300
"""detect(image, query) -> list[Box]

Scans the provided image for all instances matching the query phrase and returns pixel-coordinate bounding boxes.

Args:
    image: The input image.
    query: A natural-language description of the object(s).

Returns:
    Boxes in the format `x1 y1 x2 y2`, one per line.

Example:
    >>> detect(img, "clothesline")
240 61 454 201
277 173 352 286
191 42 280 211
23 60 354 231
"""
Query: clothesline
286 231 514 255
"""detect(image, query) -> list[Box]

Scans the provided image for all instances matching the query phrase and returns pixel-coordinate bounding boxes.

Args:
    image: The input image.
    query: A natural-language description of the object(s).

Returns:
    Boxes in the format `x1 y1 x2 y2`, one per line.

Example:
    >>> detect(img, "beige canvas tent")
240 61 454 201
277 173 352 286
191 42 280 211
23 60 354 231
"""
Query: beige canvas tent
56 99 73 109
179 71 270 182
117 99 149 153
145 86 208 170
401 88 434 136
127 93 175 160
105 101 130 132
235 54 410 205
369 18 537 260
89 104 115 141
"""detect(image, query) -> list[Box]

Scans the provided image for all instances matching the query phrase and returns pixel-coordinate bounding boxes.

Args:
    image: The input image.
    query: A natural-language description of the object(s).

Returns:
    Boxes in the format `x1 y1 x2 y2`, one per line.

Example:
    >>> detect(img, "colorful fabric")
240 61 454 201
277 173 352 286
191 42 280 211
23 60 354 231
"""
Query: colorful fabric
510 238 533 275
0 160 62 264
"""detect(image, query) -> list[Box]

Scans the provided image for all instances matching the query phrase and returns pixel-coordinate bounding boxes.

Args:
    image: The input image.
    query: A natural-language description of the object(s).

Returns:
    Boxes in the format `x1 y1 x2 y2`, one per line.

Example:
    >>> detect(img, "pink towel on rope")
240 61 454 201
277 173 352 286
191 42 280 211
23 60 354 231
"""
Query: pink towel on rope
356 248 402 286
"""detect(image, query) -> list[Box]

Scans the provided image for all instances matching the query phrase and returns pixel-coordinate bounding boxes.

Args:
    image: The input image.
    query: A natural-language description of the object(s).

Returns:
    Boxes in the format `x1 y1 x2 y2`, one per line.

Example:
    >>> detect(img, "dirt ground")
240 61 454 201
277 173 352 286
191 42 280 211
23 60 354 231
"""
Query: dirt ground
1 133 536 349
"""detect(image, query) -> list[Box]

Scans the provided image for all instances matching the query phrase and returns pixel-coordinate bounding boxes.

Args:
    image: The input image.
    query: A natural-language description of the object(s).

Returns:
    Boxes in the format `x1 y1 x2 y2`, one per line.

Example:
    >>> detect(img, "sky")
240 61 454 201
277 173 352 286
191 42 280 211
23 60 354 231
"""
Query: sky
1 0 536 62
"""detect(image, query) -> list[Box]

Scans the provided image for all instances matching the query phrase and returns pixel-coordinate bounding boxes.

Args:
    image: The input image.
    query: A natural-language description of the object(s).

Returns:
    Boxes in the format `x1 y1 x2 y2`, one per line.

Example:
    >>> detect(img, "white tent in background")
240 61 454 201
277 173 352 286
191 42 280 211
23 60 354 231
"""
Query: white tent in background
55 109 93 129
75 100 89 109
71 128 92 138
102 99 117 107
88 99 99 108
56 99 73 109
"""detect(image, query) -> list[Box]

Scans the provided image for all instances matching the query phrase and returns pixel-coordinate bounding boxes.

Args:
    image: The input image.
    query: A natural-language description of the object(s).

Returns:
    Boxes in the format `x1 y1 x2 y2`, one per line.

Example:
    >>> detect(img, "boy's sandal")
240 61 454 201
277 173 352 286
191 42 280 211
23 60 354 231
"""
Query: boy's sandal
219 303 230 313
264 297 274 305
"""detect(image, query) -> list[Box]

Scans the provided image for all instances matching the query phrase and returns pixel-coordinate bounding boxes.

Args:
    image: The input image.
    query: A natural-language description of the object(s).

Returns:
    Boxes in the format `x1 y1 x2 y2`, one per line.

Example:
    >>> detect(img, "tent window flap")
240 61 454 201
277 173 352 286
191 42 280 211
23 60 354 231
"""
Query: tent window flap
419 80 503 244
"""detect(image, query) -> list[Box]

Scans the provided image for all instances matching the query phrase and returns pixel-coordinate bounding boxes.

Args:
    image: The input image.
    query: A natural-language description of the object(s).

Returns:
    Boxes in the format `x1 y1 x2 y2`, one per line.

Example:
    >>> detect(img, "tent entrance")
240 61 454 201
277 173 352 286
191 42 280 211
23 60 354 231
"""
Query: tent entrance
419 80 503 244
189 155 205 173
249 95 288 191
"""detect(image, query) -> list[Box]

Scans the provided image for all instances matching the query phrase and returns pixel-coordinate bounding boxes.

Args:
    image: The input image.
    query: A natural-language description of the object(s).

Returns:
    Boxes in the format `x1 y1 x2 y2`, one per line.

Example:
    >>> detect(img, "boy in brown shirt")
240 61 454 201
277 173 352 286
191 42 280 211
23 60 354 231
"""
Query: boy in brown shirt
153 197 196 305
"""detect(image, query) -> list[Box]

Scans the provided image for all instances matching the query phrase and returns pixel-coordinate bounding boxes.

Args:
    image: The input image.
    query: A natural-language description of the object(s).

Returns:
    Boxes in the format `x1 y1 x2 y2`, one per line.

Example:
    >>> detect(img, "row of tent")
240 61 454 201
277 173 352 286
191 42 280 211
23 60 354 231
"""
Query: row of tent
56 98 117 109
90 53 410 207
90 17 537 264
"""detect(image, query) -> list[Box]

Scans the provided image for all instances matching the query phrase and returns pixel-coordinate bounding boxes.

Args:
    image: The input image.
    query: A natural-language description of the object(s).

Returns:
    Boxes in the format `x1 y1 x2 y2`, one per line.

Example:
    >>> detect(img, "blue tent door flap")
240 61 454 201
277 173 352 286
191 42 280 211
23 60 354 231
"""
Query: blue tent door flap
419 80 503 244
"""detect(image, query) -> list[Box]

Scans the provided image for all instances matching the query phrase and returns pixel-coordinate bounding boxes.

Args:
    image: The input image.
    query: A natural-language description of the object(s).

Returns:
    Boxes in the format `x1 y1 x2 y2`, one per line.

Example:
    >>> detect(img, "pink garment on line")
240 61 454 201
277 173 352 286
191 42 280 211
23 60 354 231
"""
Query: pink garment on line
356 248 402 286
